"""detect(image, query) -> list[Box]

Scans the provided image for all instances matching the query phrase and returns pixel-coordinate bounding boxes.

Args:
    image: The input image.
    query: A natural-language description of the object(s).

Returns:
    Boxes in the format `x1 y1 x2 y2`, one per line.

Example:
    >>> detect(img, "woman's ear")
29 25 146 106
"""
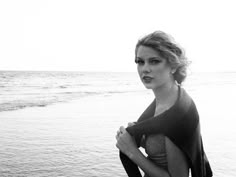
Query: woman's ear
171 68 177 74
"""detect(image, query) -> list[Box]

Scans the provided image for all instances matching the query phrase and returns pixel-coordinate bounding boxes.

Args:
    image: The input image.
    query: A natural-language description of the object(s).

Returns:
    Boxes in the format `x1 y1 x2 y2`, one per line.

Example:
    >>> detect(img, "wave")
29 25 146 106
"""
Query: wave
59 85 67 89
0 90 136 112
0 101 51 112
0 71 147 112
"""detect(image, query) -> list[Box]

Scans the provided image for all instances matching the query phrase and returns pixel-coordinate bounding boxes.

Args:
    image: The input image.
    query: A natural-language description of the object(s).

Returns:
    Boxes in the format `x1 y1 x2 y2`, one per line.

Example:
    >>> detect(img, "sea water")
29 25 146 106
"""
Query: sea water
0 71 146 112
0 71 236 177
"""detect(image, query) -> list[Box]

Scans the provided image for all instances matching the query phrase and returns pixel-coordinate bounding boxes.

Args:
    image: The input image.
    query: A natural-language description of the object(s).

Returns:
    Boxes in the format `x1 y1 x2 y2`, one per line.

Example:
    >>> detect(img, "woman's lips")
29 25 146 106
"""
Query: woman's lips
142 76 153 83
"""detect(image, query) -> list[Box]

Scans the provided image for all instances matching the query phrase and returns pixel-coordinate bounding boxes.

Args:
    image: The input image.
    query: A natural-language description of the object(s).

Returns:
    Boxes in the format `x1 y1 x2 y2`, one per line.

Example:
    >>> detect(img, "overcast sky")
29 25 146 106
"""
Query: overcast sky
0 0 236 72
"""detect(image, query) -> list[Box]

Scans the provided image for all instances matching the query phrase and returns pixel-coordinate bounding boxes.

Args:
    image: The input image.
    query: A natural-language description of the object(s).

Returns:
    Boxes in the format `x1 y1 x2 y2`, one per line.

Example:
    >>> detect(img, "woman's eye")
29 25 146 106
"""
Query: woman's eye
150 60 161 64
135 60 144 65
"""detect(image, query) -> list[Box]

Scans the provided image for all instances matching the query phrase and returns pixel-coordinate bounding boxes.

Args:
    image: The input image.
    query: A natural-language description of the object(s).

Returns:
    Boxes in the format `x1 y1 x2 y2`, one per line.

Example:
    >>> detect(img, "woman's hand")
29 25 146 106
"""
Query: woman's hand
127 122 136 127
116 126 138 159
115 122 135 140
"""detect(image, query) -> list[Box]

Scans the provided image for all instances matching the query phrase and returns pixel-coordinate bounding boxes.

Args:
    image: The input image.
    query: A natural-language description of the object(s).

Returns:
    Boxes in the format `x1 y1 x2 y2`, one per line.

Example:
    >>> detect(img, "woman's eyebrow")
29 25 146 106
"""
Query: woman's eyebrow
136 57 160 60
148 57 161 60
136 57 162 61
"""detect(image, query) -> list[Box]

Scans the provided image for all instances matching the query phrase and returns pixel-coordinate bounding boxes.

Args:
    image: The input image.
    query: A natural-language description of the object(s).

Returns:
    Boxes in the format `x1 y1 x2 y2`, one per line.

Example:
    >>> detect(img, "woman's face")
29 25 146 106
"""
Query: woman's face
136 45 174 90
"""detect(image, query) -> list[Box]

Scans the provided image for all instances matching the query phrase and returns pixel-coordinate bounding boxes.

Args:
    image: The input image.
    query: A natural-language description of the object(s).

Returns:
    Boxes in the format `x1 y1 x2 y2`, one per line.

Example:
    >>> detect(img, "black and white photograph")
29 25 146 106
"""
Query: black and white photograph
0 0 236 176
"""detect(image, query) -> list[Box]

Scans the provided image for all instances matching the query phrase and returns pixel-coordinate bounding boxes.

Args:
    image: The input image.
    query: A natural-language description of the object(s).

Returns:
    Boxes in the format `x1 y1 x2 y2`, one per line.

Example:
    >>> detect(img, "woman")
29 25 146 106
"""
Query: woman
115 31 212 177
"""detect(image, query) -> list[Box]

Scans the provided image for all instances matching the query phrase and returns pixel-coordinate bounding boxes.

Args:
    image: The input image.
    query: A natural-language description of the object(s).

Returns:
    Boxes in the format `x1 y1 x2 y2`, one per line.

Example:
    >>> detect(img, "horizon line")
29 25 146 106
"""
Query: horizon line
0 69 236 73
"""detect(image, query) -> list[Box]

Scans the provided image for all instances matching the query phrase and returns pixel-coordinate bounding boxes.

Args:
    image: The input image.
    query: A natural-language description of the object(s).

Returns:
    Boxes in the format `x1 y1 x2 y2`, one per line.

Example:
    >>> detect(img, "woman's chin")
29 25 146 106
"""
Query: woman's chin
143 84 154 89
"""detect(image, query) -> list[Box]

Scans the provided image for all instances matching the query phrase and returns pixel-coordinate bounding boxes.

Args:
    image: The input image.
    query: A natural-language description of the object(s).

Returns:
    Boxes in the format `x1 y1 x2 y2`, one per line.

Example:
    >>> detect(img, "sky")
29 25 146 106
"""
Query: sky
0 0 236 72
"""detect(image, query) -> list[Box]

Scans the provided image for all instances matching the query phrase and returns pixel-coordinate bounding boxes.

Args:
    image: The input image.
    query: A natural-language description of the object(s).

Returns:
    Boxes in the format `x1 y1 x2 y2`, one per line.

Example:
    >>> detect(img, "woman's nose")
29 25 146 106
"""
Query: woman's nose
142 63 151 73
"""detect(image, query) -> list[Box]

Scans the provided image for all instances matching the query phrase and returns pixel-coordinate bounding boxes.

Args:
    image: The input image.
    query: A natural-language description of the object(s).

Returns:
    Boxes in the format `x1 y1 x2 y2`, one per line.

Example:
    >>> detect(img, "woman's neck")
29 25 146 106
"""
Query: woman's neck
153 82 179 107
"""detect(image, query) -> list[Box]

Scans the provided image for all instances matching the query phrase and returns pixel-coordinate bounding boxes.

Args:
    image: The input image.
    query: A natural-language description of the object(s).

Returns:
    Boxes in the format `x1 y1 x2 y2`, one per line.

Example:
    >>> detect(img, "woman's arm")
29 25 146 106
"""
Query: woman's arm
116 127 170 177
126 100 198 143
130 148 170 177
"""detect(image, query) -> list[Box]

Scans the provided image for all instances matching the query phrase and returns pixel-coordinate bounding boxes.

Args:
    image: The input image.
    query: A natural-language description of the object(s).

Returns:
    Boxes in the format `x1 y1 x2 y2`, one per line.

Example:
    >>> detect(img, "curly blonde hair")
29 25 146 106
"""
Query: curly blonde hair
135 31 189 84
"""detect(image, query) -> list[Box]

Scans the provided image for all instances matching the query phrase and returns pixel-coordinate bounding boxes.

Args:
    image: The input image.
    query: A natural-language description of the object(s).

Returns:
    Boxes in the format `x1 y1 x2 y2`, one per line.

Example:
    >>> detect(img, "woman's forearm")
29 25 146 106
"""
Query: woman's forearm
130 148 170 177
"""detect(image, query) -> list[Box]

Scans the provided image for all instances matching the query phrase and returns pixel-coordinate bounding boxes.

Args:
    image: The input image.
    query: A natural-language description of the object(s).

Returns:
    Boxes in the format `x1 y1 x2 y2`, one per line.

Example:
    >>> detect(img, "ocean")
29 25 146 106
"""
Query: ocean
0 71 146 112
0 71 236 177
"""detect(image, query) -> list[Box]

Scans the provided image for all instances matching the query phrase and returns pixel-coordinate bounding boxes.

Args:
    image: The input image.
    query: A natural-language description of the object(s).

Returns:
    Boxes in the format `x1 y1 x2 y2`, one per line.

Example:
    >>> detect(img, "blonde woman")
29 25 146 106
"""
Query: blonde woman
116 31 212 177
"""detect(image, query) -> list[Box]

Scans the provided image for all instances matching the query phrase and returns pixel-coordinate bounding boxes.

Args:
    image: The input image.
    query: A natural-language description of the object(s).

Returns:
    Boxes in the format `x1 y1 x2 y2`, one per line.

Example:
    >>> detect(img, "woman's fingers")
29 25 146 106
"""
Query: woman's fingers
128 122 136 127
119 126 126 134
116 125 129 142
117 122 135 140
116 126 126 142
116 126 125 140
116 129 121 140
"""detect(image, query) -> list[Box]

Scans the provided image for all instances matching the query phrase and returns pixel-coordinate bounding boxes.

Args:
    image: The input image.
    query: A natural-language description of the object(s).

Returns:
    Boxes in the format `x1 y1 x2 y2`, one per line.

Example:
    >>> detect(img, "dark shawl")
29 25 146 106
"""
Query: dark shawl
121 86 212 177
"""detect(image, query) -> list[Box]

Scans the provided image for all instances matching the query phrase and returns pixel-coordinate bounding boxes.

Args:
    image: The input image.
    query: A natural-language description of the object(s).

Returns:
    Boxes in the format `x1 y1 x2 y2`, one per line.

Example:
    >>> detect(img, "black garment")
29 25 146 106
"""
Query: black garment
119 86 213 177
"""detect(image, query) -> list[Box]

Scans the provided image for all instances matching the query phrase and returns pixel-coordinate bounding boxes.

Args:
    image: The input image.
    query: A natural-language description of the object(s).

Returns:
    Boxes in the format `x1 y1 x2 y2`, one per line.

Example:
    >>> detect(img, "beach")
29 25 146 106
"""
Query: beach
0 71 236 177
